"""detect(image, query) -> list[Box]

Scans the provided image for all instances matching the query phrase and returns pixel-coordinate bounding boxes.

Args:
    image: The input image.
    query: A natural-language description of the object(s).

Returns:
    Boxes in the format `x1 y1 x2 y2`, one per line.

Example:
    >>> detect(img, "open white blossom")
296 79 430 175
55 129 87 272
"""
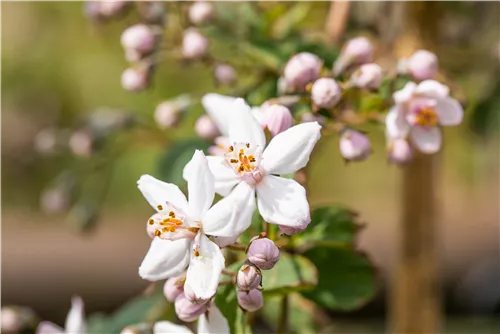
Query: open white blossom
37 296 85 334
184 98 322 233
138 150 254 301
153 304 228 334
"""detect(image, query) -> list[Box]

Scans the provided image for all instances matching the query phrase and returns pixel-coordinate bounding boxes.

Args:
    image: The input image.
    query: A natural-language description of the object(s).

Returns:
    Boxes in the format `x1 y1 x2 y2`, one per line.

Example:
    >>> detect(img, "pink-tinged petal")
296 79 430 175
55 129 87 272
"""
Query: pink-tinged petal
64 296 85 334
138 175 188 213
415 80 450 99
410 126 442 154
197 304 229 334
436 97 463 126
183 156 239 197
214 234 240 248
228 99 266 148
185 235 225 301
187 151 215 221
393 82 417 105
201 94 237 137
256 175 310 228
385 106 410 139
202 182 256 237
154 321 193 334
139 238 191 281
261 122 322 175
36 322 65 334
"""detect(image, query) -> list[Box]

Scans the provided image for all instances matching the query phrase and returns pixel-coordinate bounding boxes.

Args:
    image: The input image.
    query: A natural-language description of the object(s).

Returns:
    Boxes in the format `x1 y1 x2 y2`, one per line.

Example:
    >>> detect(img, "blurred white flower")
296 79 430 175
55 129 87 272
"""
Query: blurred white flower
37 296 85 334
182 29 209 60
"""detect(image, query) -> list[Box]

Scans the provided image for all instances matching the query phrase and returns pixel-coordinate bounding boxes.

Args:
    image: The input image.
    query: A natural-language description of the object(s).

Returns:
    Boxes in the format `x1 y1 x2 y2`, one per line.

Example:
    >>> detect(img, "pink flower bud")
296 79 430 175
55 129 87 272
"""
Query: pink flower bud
189 1 214 25
236 264 262 291
195 115 220 140
121 67 149 92
182 29 209 60
154 102 182 129
184 283 211 305
339 129 372 162
214 64 237 86
247 238 280 270
406 50 438 81
333 37 373 75
69 130 93 158
350 63 383 89
260 104 293 137
174 293 208 322
388 138 413 165
1 307 23 332
283 52 323 92
277 76 293 95
121 24 156 54
40 188 70 214
163 276 185 303
311 78 341 108
34 128 58 155
237 289 263 312
299 112 327 126
98 1 128 17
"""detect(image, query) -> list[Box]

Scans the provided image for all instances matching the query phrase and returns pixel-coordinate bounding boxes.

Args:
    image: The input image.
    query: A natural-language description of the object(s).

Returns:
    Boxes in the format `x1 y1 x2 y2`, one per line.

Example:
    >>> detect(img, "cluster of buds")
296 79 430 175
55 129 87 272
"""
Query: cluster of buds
163 275 212 322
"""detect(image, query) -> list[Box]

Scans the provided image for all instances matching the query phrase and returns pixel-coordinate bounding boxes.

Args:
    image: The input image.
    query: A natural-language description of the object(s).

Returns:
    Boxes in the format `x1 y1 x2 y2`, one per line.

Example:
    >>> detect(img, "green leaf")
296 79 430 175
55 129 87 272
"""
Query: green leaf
262 253 317 296
271 3 311 39
240 42 282 70
358 93 387 114
157 138 210 186
302 246 377 311
215 284 251 334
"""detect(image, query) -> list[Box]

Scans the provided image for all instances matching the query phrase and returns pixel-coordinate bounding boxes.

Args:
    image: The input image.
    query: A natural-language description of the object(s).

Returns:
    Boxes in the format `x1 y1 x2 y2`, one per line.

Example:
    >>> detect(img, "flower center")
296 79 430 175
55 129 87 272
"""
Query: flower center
147 205 199 241
414 106 438 127
224 143 261 174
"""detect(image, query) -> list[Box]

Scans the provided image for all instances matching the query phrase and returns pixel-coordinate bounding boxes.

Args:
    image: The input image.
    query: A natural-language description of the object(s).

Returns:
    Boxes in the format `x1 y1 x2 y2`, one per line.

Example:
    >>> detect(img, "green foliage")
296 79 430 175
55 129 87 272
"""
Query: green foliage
215 284 252 334
262 293 318 334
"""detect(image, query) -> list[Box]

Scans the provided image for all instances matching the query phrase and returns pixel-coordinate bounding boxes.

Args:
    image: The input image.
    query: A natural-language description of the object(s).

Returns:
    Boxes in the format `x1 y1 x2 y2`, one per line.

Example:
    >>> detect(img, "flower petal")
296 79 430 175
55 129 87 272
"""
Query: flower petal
185 235 225 301
184 156 239 197
260 122 321 175
385 106 410 139
416 80 450 99
393 82 417 105
138 175 188 212
436 97 463 126
410 126 442 154
202 182 256 237
228 99 266 148
187 150 215 221
197 304 230 334
214 234 240 248
64 296 85 334
36 322 65 334
202 94 238 137
154 321 193 334
139 238 191 281
256 175 310 228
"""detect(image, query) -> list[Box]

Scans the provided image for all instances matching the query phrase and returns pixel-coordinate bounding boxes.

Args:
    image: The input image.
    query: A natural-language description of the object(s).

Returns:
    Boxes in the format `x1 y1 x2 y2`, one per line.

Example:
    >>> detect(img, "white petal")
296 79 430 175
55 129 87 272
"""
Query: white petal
64 296 85 334
138 175 188 212
393 82 417 105
260 122 322 175
202 94 238 137
251 107 264 124
139 238 191 281
197 305 229 334
36 322 65 334
385 106 410 139
184 156 239 197
228 99 266 148
256 175 310 228
436 97 463 126
185 235 225 301
154 321 193 334
214 234 240 248
187 151 215 221
416 80 450 99
202 182 256 237
410 126 442 154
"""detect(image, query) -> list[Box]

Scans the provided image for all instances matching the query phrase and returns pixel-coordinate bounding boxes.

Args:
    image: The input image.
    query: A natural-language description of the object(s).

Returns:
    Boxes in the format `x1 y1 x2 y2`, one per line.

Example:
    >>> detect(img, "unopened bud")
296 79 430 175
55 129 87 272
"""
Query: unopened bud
121 24 156 55
237 264 262 291
189 1 214 25
182 29 209 60
388 138 413 165
260 104 293 137
174 293 208 322
404 50 438 81
237 289 264 312
155 102 183 129
214 64 237 86
299 112 327 126
195 115 220 140
40 188 70 214
121 66 149 92
333 37 373 76
163 276 185 302
184 283 211 305
34 128 58 155
69 130 93 158
247 237 280 270
138 1 166 25
98 1 128 17
349 63 383 90
283 52 323 92
339 129 372 162
277 76 293 95
311 78 342 109
1 306 35 333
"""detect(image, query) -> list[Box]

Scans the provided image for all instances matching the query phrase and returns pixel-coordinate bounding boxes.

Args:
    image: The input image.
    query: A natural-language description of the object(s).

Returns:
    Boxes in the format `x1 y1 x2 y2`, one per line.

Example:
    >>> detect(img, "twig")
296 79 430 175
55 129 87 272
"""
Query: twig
324 1 351 45
276 295 289 334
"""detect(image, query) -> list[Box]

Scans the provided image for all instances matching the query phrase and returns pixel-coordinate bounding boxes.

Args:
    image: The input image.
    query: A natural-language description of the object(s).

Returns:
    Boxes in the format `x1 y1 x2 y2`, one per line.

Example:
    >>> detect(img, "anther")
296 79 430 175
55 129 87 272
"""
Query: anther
246 143 250 148
229 145 234 152
230 159 238 163
148 219 154 225
194 249 200 257
157 205 163 211
154 230 161 237
187 227 200 233
169 211 175 217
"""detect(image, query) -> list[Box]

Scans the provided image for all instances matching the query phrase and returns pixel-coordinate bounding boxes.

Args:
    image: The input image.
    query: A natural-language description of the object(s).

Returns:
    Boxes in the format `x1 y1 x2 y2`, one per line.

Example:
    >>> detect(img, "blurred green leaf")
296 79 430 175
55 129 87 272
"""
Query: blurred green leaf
271 3 312 39
262 253 317 296
240 42 282 70
262 293 318 334
215 284 251 334
358 93 387 114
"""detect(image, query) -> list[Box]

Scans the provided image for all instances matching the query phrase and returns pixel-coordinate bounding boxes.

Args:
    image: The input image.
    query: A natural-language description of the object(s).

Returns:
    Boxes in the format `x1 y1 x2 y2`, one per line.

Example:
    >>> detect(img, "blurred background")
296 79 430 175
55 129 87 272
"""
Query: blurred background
2 1 500 333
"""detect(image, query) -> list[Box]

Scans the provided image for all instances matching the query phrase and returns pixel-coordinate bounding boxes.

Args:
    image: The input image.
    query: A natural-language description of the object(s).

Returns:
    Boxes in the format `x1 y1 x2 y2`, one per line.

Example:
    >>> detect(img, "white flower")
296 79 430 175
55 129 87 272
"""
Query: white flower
138 150 254 301
36 296 85 334
386 80 463 154
184 98 322 231
153 304 228 334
